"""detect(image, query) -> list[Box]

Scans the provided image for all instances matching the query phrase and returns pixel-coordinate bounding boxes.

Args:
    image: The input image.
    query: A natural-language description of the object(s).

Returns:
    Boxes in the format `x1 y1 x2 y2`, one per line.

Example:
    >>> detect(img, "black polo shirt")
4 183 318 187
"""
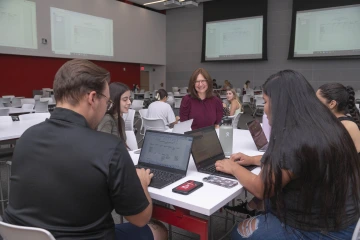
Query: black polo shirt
3 108 149 240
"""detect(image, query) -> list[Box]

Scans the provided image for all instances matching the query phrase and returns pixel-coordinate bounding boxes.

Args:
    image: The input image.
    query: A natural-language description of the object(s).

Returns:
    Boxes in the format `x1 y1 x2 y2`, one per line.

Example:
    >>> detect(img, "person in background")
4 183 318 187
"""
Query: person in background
147 89 179 129
222 88 242 116
3 59 168 240
159 82 164 89
213 79 218 89
97 82 130 143
243 80 251 95
223 80 233 90
134 84 140 93
180 68 223 130
216 70 360 239
316 83 360 152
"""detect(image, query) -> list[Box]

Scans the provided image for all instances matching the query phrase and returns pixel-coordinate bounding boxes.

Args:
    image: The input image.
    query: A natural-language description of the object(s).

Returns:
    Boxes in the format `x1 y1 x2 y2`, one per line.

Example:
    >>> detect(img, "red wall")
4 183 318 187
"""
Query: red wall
0 54 140 97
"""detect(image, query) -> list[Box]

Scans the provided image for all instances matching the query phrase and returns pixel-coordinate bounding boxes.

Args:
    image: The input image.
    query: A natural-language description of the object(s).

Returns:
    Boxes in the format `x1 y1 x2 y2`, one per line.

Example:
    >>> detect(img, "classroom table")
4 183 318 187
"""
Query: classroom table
0 119 45 141
173 93 188 98
130 129 263 240
0 107 35 115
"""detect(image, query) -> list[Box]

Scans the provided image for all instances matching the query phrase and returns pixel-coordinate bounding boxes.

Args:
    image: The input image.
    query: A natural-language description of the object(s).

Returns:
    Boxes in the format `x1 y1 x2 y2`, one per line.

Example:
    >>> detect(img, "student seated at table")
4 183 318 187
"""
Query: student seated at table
242 80 251 95
147 89 179 129
180 68 223 130
97 82 130 142
222 88 242 116
222 79 233 90
3 59 167 240
213 79 218 89
316 83 360 152
216 70 360 239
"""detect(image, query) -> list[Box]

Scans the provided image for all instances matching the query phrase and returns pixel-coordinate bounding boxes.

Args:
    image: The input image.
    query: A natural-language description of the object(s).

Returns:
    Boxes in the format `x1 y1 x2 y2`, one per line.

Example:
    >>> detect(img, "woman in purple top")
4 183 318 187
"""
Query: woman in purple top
180 68 223 130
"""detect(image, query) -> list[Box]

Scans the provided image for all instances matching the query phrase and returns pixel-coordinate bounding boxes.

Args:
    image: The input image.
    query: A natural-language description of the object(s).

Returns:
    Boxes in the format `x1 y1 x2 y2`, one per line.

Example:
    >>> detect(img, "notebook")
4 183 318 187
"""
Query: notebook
185 126 256 180
247 120 268 152
136 130 193 189
172 119 193 134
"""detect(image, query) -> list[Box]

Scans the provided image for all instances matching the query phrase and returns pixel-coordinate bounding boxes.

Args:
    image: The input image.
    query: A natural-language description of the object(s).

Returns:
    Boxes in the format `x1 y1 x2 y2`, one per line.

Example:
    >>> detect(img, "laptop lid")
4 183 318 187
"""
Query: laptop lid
247 120 268 151
138 130 193 175
185 126 225 170
173 119 193 134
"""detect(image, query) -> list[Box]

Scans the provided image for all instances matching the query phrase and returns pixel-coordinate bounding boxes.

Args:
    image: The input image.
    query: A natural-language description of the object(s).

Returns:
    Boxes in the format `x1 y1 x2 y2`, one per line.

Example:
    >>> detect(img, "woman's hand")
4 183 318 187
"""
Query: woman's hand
215 159 238 175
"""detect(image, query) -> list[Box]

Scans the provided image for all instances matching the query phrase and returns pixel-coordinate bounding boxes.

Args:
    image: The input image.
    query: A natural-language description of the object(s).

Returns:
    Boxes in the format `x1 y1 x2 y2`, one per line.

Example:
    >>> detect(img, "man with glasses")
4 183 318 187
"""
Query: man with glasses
3 59 165 240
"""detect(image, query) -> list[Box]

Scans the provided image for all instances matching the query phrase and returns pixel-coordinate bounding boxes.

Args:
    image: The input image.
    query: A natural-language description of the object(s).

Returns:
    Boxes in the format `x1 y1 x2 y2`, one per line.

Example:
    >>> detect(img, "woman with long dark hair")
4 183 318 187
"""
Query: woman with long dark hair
215 70 360 239
317 83 360 152
97 82 131 142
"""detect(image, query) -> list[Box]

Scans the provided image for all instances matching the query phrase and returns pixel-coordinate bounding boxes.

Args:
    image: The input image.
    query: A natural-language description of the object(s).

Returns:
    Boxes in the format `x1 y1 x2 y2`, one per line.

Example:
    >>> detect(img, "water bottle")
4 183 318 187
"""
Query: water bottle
219 118 233 156
262 113 271 141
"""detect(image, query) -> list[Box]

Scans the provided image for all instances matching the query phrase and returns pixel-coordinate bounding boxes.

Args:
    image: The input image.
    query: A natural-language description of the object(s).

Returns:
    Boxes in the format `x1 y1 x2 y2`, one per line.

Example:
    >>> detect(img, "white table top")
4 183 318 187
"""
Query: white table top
0 107 35 114
0 119 45 141
174 93 187 98
130 129 263 216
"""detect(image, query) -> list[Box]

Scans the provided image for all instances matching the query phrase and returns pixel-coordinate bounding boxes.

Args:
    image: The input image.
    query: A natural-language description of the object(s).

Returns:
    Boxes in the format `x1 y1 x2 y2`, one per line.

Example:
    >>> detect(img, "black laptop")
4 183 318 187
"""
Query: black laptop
136 130 193 189
185 126 256 179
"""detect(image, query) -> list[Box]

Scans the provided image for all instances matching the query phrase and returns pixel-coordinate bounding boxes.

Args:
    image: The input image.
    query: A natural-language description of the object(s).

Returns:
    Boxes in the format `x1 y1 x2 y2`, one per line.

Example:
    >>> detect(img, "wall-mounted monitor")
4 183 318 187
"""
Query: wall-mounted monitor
50 7 114 58
0 0 37 50
202 0 267 62
289 1 360 59
205 16 263 61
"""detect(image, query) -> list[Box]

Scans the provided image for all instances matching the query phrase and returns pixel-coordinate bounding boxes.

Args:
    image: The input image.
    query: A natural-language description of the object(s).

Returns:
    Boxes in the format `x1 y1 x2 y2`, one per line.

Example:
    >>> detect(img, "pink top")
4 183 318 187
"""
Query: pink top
180 95 223 130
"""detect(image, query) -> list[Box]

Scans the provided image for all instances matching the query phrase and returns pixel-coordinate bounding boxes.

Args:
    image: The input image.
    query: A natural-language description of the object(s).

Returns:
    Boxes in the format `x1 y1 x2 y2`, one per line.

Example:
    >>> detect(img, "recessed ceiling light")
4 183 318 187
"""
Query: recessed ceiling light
144 0 166 5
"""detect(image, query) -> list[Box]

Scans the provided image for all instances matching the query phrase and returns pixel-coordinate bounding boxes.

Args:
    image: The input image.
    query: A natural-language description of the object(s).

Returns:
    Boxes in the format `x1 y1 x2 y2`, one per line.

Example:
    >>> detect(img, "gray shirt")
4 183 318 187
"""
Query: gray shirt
97 114 126 142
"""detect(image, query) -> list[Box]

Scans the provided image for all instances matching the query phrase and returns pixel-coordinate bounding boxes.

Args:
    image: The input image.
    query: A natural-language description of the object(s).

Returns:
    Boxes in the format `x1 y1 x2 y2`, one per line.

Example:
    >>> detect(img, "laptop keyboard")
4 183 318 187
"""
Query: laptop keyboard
203 164 257 179
135 166 183 189
203 165 236 179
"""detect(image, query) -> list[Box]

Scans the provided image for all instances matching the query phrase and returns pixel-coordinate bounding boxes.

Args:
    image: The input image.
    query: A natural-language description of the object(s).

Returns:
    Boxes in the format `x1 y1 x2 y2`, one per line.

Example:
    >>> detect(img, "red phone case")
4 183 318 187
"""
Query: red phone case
172 180 203 195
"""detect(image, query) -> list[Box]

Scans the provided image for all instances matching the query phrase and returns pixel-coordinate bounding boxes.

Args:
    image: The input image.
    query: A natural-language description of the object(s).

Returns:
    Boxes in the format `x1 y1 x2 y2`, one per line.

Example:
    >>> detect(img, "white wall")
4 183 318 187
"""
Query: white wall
141 65 166 91
0 0 166 65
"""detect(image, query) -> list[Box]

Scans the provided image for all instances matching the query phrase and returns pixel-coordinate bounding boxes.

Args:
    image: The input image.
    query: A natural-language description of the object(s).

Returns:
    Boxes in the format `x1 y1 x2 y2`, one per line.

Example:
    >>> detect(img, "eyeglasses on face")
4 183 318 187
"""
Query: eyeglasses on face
195 79 207 85
87 91 114 111
97 92 114 111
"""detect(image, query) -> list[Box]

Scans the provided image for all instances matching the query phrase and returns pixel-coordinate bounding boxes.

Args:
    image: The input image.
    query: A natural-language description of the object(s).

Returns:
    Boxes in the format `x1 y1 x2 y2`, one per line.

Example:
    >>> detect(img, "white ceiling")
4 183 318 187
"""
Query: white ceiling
127 0 213 10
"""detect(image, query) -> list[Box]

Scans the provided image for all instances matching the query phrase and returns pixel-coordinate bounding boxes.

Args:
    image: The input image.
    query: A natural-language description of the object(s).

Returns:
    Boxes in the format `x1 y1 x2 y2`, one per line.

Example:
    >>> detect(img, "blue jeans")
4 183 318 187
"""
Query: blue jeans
231 213 356 240
115 223 153 240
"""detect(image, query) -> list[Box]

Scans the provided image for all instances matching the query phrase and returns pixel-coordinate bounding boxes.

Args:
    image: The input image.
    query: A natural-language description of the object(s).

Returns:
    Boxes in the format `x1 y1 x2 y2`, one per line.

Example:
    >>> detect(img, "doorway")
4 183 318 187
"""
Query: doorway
140 71 150 91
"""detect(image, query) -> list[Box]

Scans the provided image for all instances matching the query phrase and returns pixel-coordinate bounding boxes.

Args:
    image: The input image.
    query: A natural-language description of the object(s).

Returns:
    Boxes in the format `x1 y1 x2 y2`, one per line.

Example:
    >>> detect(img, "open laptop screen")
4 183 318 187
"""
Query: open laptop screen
185 126 224 167
139 131 193 172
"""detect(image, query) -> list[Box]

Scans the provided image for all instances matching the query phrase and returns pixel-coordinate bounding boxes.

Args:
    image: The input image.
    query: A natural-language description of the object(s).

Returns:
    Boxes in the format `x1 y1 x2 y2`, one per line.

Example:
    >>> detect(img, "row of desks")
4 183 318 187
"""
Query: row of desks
0 118 262 239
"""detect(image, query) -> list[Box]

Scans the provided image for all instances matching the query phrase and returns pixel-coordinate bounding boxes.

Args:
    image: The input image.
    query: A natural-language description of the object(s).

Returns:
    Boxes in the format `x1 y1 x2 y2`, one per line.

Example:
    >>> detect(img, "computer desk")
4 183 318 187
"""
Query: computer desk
129 129 263 240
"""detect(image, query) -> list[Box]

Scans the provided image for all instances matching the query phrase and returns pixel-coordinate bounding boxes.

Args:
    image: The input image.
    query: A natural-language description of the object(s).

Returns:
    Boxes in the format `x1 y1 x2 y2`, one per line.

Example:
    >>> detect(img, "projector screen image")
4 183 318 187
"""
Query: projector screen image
205 16 263 61
0 0 37 50
50 7 114 57
294 4 360 58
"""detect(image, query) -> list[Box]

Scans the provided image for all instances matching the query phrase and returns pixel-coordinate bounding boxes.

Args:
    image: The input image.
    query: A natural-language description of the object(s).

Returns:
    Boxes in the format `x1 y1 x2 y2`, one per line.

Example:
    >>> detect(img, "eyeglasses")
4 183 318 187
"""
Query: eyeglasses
195 80 207 85
96 92 114 111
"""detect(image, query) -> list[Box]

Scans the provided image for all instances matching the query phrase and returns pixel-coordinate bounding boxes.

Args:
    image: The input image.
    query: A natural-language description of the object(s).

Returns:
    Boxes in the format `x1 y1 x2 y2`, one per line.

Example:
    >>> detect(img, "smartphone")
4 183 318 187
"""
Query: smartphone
172 180 203 195
203 175 238 188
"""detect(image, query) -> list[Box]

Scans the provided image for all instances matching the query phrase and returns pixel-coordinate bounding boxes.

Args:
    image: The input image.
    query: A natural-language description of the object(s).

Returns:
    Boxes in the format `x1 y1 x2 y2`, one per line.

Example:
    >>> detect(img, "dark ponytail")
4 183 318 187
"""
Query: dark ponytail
346 86 360 128
156 89 168 101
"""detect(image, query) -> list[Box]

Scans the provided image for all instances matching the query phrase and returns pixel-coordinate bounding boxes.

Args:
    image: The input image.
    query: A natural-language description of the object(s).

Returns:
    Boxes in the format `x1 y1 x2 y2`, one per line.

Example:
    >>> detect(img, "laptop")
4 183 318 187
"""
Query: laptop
172 119 193 134
185 126 256 180
247 120 268 152
136 130 193 189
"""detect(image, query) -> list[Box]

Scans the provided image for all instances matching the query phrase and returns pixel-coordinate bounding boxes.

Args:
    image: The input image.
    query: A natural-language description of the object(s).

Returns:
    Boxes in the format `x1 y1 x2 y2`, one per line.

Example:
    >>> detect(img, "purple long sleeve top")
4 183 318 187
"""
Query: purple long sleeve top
180 95 223 130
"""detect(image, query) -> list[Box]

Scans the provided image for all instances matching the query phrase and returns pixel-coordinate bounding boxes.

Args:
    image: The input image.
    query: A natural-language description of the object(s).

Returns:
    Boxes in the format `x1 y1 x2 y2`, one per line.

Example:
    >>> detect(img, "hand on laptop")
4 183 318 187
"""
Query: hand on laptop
136 168 154 187
230 153 262 166
215 159 238 175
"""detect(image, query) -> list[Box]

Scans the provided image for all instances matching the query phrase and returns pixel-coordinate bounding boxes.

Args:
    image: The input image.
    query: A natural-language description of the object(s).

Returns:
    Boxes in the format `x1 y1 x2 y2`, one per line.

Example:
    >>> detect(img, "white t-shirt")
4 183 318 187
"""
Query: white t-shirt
147 101 176 128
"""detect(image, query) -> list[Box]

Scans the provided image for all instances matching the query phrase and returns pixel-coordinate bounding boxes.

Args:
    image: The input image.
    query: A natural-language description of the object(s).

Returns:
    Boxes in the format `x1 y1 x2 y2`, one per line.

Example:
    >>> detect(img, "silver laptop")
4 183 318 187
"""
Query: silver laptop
172 119 193 134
